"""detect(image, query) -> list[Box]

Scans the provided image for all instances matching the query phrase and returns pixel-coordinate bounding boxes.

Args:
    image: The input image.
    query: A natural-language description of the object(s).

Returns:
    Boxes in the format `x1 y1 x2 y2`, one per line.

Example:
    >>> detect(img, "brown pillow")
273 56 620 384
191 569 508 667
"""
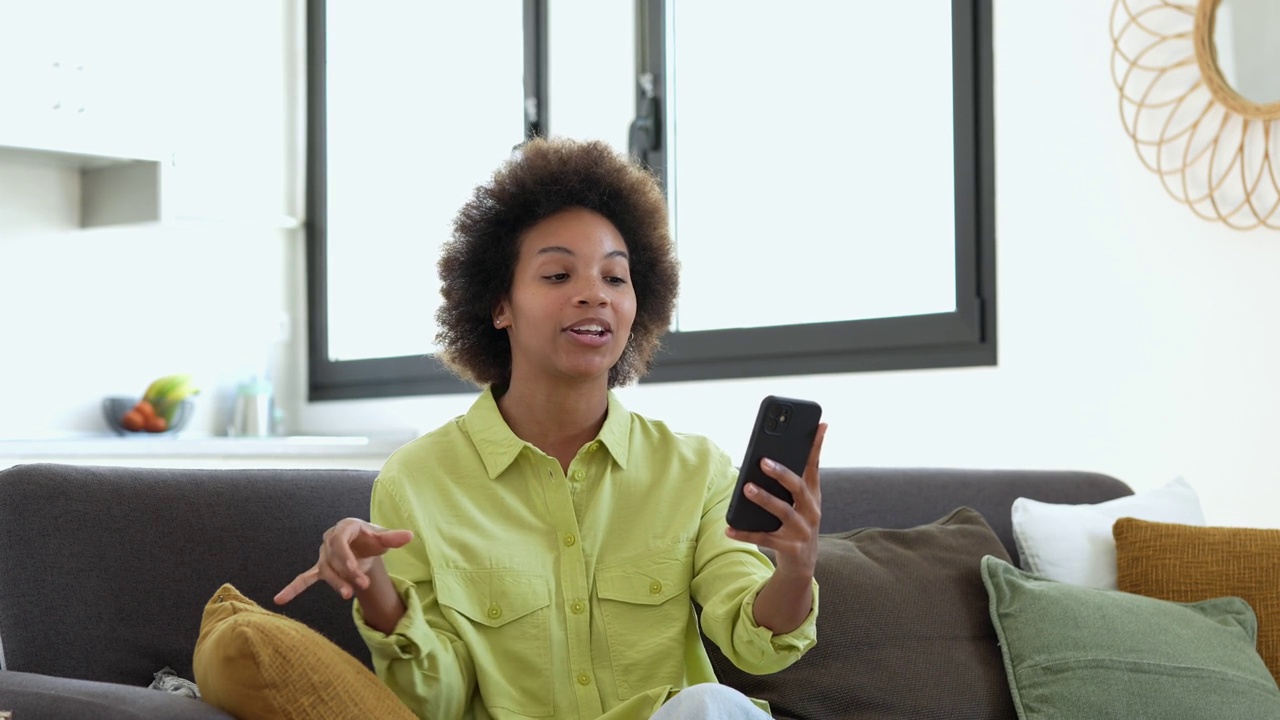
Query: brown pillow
193 583 415 720
1114 517 1280 684
705 507 1017 720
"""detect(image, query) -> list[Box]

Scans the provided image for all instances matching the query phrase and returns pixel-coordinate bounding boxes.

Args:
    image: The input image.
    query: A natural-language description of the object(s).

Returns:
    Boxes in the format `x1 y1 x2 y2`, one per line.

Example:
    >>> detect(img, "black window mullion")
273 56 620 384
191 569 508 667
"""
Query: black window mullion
630 0 666 184
523 0 548 139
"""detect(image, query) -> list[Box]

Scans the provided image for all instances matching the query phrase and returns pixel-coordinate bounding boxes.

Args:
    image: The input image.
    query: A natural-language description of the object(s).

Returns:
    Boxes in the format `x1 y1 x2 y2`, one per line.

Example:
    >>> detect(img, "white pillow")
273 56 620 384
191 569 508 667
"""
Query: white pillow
1011 476 1205 589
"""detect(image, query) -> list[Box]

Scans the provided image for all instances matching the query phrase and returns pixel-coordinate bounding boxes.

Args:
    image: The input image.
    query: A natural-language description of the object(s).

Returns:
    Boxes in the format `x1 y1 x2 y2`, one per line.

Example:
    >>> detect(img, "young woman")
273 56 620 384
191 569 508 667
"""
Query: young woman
276 137 826 719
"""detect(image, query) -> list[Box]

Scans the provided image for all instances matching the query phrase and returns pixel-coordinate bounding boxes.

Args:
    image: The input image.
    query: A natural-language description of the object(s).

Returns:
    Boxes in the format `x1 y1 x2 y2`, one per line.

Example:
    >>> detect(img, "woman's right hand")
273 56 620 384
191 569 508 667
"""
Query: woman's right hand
274 518 414 605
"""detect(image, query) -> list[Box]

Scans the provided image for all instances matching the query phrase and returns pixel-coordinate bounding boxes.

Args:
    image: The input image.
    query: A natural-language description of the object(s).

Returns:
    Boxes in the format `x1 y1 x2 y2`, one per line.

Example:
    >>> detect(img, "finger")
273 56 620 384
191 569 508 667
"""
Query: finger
804 424 828 489
377 529 414 549
318 555 358 600
725 525 783 548
742 482 800 525
350 525 412 558
274 565 321 605
328 523 370 574
759 457 804 496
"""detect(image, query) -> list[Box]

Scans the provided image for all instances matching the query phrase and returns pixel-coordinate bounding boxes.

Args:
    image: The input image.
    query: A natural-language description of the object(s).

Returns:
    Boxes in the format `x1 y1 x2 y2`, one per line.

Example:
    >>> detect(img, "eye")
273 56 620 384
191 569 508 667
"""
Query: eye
543 273 569 282
605 276 628 286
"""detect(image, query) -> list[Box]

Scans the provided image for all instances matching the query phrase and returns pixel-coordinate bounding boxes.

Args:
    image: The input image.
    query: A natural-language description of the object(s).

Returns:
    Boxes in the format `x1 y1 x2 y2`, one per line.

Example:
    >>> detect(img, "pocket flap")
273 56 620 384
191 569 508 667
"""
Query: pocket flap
436 569 550 628
596 544 693 606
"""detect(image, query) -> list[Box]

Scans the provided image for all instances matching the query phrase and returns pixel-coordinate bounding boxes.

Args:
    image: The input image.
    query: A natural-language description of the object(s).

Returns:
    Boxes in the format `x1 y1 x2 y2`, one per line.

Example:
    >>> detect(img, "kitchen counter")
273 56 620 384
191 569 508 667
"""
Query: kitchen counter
0 433 417 471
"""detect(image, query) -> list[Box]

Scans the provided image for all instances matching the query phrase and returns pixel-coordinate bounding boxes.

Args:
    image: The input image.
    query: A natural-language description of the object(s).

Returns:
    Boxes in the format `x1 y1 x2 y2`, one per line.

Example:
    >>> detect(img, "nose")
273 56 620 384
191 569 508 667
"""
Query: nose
574 277 609 307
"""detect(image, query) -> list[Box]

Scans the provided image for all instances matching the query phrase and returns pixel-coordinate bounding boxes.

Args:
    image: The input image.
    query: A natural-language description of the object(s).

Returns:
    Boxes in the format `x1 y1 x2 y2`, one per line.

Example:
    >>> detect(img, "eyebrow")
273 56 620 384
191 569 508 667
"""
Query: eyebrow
534 246 629 261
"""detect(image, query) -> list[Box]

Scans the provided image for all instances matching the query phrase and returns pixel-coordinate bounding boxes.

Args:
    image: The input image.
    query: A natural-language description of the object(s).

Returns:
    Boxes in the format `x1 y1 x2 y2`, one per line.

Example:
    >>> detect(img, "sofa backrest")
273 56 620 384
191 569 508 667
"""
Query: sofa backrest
0 463 378 687
0 463 1132 688
818 467 1133 567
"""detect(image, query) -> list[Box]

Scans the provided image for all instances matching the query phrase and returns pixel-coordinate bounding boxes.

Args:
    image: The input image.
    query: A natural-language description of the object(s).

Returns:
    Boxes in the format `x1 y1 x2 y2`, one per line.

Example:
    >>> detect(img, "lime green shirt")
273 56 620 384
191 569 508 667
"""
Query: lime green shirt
353 388 818 720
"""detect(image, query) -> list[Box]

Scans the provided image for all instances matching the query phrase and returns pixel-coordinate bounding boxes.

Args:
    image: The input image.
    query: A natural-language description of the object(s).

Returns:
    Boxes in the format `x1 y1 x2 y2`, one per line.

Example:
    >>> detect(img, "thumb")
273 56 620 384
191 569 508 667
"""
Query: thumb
377 528 414 549
350 526 413 556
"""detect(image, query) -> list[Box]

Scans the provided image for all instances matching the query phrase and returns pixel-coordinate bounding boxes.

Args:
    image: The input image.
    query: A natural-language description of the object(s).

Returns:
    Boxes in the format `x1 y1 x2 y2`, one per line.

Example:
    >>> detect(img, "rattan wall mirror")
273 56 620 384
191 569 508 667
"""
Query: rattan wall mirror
1111 0 1280 230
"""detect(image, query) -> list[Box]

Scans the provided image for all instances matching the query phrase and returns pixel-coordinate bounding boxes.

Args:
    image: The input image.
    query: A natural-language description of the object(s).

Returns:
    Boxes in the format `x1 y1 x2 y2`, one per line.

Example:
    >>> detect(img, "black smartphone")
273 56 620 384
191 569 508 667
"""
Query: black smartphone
725 395 823 533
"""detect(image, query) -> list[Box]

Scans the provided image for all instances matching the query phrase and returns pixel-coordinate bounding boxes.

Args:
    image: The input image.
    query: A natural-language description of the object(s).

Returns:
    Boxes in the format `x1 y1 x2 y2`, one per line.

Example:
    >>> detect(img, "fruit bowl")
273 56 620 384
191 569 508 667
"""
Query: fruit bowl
102 396 195 436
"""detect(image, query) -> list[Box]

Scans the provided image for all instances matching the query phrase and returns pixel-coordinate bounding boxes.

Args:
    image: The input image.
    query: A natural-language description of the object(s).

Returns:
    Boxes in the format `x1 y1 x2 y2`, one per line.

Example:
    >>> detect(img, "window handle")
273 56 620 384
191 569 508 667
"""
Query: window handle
629 73 661 163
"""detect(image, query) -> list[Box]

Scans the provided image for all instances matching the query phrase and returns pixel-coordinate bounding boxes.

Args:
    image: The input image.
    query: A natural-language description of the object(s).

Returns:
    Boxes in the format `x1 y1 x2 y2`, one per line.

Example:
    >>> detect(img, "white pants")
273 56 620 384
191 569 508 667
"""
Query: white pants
650 684 772 719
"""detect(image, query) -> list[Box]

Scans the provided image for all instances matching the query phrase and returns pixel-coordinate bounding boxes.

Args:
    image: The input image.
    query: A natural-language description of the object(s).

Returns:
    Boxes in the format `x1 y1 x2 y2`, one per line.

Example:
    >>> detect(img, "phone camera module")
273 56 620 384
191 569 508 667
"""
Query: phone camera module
765 418 778 431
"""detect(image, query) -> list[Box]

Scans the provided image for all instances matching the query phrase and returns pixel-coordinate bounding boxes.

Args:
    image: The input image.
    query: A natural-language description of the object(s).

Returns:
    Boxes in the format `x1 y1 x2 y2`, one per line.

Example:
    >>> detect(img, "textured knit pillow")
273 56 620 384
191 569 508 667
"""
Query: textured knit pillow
1114 517 1280 684
705 507 1017 720
192 584 415 720
982 556 1280 719
1011 476 1204 589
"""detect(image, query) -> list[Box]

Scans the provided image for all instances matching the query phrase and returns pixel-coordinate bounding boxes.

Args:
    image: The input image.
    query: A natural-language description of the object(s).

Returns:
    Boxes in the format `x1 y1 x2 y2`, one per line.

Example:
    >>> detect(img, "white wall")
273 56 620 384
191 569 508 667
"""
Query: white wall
0 0 301 439
4 1 1277 528
294 1 1280 529
0 163 297 437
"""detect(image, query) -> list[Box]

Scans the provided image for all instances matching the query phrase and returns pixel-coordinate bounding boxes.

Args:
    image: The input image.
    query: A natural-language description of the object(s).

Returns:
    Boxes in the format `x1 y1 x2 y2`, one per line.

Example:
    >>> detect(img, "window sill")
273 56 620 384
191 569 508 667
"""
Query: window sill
0 433 414 459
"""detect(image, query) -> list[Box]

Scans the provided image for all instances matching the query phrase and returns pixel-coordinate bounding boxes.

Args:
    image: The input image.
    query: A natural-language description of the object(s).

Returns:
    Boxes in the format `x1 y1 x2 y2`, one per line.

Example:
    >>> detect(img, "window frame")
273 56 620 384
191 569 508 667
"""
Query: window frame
305 0 995 400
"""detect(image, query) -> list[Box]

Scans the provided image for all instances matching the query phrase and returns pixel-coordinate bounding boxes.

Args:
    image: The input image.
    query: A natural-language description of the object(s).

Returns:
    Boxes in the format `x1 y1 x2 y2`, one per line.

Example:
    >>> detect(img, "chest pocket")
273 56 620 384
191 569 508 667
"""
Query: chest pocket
595 542 695 699
436 569 553 717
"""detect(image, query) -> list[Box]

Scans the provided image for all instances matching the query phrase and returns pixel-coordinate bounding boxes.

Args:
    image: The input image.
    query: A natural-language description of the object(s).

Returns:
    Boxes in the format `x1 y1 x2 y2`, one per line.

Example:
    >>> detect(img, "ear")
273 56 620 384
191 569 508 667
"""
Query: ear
493 298 512 330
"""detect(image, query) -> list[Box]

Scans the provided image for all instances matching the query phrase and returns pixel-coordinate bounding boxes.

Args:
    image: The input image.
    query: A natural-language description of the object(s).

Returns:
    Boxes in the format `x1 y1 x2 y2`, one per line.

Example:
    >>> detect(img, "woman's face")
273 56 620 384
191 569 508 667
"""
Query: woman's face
495 207 637 388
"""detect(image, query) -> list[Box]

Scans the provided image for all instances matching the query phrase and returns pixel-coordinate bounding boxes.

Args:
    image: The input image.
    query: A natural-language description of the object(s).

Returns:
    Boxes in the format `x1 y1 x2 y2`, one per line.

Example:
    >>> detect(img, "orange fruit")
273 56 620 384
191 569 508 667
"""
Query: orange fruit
121 411 145 432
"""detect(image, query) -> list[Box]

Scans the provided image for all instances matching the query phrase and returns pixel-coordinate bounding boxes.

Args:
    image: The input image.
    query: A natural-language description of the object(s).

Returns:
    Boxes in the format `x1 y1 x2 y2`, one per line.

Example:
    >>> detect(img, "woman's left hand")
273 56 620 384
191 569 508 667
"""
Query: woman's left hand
726 422 827 579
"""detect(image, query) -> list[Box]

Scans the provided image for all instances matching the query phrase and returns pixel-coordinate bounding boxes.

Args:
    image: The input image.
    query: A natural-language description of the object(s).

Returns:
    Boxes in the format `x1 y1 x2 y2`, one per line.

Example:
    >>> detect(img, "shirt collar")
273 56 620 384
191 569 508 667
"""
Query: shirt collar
463 386 632 480
597 391 631 471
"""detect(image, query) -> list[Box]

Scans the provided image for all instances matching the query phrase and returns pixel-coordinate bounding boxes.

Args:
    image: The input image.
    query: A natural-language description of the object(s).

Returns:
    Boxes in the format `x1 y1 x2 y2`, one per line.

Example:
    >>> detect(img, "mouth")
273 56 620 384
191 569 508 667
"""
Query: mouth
564 320 613 338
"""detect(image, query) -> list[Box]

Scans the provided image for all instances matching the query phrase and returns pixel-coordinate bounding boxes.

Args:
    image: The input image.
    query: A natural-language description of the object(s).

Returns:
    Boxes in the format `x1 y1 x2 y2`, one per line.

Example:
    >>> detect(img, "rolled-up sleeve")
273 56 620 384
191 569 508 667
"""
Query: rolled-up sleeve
689 453 818 674
352 477 477 719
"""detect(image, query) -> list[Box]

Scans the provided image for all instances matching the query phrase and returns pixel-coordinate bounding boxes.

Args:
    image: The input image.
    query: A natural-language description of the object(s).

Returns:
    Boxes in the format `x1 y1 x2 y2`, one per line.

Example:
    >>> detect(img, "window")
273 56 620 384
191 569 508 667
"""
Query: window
306 0 994 399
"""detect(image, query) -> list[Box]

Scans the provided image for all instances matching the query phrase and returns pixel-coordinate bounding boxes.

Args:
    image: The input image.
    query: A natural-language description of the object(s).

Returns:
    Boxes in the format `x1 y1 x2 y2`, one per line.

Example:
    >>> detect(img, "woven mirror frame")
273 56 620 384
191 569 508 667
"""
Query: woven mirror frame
1111 0 1280 230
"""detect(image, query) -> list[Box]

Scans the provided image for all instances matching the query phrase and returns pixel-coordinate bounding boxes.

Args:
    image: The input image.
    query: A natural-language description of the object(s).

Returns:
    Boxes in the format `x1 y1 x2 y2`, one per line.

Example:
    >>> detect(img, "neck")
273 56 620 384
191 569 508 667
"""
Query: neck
496 373 610 465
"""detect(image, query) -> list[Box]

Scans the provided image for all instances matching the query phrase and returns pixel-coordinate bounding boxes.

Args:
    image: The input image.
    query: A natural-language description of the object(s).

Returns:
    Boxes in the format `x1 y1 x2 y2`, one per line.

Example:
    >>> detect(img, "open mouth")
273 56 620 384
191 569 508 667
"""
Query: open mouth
565 321 612 339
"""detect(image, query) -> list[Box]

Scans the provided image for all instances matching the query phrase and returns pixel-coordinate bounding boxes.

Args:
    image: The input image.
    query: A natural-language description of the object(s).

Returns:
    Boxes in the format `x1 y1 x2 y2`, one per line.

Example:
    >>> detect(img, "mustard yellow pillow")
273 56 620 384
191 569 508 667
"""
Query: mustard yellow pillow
1115 518 1280 684
193 584 415 720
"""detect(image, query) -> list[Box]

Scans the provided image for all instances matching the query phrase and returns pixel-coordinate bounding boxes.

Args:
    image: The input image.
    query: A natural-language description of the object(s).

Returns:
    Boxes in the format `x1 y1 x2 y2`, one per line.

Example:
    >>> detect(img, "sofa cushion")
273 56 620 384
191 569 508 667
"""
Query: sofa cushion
705 507 1016 720
1114 517 1280 684
982 556 1280 719
0 669 233 719
1011 476 1204 589
192 584 415 720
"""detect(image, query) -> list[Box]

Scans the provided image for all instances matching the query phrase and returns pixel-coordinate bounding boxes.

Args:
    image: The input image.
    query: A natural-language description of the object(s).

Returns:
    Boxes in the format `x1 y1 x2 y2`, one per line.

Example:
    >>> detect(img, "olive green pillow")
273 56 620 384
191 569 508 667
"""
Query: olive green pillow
982 556 1280 720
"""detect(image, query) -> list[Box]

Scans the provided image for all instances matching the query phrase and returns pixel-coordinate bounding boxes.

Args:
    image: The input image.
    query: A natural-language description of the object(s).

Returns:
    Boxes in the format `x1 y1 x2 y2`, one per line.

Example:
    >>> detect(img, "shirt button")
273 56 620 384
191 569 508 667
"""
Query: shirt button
588 443 599 453
487 603 502 620
572 469 586 481
563 533 577 547
649 580 663 595
577 672 591 686
571 600 585 614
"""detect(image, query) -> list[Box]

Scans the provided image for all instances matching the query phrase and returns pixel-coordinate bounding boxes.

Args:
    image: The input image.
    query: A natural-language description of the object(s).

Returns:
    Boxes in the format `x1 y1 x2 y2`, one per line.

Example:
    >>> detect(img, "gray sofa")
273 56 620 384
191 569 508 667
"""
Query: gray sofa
0 462 1131 718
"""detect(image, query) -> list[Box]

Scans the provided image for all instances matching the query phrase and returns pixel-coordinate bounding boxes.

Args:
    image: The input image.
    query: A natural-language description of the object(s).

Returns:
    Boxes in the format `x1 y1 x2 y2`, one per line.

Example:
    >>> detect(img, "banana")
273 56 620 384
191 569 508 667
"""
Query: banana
142 374 201 423
143 374 191 404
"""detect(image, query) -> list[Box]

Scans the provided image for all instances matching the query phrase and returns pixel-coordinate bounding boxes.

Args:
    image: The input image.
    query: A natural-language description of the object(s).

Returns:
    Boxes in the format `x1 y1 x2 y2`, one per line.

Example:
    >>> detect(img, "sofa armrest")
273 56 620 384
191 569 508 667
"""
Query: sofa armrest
0 670 234 720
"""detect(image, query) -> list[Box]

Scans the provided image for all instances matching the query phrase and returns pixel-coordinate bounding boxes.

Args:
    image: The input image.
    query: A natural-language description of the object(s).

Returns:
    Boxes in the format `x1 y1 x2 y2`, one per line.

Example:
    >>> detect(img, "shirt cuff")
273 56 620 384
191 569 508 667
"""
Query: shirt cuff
352 574 430 662
733 578 819 665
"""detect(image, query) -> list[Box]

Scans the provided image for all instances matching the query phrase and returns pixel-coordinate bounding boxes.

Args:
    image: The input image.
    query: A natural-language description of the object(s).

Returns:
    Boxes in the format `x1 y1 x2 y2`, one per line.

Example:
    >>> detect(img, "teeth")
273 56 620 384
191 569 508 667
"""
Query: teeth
572 325 605 333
